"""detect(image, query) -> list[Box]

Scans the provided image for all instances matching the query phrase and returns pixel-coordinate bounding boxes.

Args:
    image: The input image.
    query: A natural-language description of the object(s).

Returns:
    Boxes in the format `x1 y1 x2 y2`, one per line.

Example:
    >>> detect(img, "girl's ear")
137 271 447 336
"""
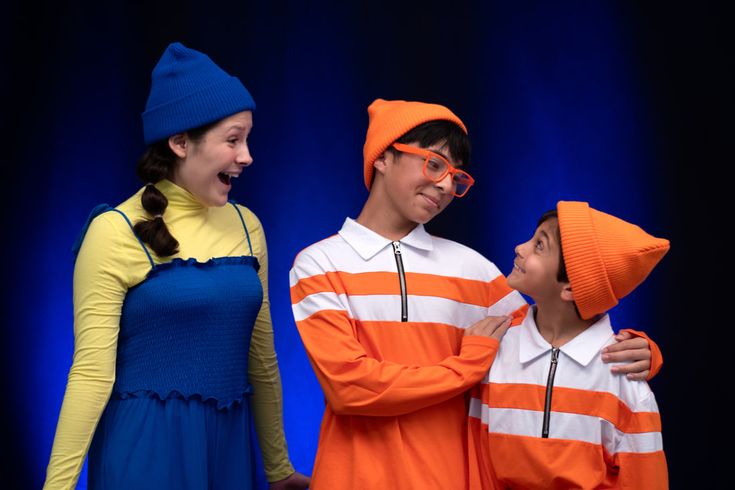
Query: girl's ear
168 133 188 158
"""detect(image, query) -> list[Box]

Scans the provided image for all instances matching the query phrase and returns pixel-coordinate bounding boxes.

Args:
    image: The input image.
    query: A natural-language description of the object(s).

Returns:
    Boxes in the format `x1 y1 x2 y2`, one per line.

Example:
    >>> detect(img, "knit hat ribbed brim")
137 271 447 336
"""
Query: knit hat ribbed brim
362 99 467 190
142 42 255 145
557 201 670 319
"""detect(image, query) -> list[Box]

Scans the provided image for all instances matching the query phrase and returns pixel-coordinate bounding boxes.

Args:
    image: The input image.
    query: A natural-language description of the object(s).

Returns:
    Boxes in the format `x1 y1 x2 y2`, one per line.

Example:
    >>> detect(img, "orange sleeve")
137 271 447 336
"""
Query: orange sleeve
620 328 663 380
508 303 530 326
467 386 501 490
294 307 500 417
613 451 669 489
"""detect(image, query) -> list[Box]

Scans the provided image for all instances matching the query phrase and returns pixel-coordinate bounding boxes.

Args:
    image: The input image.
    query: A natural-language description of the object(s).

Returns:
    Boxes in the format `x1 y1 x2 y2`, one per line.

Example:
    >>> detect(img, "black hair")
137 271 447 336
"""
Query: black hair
133 122 214 257
537 210 568 282
388 120 471 167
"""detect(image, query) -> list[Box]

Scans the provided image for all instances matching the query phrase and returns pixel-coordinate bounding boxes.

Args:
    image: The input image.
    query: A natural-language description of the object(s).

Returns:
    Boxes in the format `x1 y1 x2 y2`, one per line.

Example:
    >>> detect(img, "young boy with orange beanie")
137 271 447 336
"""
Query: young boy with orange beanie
290 100 660 489
468 201 669 489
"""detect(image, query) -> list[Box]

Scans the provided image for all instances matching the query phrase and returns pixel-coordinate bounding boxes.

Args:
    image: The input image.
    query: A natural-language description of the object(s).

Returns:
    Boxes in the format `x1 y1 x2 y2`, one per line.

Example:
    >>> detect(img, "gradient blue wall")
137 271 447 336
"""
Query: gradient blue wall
3 1 728 488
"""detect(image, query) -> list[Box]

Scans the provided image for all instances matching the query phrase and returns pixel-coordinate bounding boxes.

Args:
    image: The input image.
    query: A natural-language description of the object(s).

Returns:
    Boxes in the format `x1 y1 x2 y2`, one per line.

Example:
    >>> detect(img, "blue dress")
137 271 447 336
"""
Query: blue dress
78 203 261 490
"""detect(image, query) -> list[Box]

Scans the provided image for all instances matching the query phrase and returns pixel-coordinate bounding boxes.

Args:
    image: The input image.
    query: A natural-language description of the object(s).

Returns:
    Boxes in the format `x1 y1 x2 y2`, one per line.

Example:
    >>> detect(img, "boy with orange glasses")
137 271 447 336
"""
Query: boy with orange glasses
289 100 660 489
468 202 669 489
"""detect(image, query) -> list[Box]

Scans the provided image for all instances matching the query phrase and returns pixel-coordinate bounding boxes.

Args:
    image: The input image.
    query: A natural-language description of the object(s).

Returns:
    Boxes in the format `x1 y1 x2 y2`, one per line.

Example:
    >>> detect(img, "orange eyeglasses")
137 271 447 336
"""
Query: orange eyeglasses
391 143 475 197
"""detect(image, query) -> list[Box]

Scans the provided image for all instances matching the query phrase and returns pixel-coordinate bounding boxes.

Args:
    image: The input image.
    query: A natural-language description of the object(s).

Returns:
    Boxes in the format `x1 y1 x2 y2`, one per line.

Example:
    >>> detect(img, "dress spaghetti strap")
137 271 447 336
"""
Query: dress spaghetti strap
228 201 254 256
72 204 156 268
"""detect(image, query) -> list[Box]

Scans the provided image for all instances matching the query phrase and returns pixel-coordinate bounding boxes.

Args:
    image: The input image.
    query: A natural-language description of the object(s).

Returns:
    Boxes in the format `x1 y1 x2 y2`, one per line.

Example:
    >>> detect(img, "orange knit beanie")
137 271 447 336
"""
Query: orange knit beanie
362 99 467 190
557 201 670 320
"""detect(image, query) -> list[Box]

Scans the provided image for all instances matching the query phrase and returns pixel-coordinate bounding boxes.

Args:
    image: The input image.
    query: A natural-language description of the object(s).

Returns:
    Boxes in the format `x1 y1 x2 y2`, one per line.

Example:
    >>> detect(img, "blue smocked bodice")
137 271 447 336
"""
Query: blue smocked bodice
114 255 262 408
74 202 262 409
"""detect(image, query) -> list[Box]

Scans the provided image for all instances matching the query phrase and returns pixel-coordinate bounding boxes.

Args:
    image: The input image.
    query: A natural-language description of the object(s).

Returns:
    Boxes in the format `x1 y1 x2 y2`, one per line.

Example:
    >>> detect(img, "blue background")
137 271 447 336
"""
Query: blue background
2 1 729 488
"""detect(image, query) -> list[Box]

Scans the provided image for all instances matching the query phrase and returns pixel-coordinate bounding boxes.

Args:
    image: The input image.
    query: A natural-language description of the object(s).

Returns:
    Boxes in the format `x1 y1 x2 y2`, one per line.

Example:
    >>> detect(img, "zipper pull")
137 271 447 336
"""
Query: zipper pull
542 347 561 439
391 241 408 322
551 347 560 363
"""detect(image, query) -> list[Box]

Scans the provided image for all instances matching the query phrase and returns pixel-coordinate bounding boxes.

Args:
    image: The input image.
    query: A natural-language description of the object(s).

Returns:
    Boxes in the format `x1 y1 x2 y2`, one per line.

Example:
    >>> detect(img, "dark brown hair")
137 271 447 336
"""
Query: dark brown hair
133 123 213 257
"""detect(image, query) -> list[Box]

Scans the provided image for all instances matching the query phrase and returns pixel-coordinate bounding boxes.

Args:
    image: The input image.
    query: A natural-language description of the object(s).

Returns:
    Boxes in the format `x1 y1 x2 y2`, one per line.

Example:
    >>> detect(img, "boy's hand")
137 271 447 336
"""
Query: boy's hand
601 330 651 380
465 316 512 341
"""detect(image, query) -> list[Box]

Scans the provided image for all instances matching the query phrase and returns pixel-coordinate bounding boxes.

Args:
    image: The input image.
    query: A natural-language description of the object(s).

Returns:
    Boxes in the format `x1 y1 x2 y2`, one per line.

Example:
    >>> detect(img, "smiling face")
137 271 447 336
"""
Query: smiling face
507 217 567 303
378 141 458 225
169 111 253 207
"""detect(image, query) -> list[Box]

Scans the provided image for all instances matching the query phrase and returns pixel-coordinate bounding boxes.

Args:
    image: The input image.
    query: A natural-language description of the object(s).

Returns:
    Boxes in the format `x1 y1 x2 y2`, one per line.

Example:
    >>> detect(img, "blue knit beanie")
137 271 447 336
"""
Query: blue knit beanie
142 42 256 145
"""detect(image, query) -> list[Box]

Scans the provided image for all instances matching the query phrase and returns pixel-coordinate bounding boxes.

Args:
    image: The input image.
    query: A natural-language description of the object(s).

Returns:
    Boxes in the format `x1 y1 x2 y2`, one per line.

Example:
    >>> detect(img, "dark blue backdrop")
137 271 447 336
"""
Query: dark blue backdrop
2 1 729 488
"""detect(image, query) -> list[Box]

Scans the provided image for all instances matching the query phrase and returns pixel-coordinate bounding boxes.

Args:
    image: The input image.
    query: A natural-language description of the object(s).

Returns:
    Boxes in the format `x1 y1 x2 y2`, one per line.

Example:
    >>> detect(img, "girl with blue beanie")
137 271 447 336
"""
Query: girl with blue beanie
43 42 310 490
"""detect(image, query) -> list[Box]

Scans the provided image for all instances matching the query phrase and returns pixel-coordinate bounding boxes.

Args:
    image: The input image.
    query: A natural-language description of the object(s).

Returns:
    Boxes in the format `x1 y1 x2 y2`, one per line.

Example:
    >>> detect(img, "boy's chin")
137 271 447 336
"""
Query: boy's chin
506 273 520 289
507 278 529 296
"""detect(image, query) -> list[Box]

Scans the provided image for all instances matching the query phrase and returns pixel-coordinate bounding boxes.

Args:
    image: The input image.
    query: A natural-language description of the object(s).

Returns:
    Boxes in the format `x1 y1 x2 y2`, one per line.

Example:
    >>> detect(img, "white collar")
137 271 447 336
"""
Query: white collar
338 217 434 261
519 305 614 367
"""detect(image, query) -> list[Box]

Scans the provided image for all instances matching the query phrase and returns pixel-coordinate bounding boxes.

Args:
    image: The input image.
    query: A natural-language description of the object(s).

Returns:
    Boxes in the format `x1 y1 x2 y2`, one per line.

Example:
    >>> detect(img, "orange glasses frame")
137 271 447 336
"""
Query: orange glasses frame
391 143 475 197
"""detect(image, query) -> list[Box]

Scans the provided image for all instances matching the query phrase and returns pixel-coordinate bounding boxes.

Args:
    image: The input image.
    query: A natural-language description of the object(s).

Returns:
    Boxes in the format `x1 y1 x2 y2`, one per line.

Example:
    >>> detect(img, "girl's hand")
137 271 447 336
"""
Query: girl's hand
269 471 311 490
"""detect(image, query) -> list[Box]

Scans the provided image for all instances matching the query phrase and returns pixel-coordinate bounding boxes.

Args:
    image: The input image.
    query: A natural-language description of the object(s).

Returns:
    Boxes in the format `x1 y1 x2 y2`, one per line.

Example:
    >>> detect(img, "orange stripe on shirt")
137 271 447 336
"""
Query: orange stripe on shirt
483 431 668 489
295 310 464 364
481 383 661 433
290 270 513 306
508 303 530 326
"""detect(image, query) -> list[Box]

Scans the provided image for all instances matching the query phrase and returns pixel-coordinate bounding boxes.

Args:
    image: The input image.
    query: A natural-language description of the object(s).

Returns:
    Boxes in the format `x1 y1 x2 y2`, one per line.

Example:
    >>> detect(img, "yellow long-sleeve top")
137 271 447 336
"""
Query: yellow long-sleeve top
44 179 294 489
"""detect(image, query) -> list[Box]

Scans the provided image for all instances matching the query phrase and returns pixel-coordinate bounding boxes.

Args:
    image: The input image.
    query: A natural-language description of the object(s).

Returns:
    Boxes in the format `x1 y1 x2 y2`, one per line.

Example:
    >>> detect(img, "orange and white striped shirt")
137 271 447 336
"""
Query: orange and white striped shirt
468 306 668 489
290 218 528 490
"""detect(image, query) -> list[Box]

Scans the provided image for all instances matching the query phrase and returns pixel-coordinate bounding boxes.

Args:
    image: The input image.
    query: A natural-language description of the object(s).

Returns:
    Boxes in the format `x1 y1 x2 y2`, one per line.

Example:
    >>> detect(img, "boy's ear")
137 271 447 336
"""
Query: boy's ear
168 133 188 158
560 283 575 303
373 152 389 175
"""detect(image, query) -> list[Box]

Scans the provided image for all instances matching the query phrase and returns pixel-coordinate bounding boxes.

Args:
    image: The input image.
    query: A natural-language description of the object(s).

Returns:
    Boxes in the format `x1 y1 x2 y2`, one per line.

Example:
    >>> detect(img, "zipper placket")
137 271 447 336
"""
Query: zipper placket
391 241 408 322
541 347 560 438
